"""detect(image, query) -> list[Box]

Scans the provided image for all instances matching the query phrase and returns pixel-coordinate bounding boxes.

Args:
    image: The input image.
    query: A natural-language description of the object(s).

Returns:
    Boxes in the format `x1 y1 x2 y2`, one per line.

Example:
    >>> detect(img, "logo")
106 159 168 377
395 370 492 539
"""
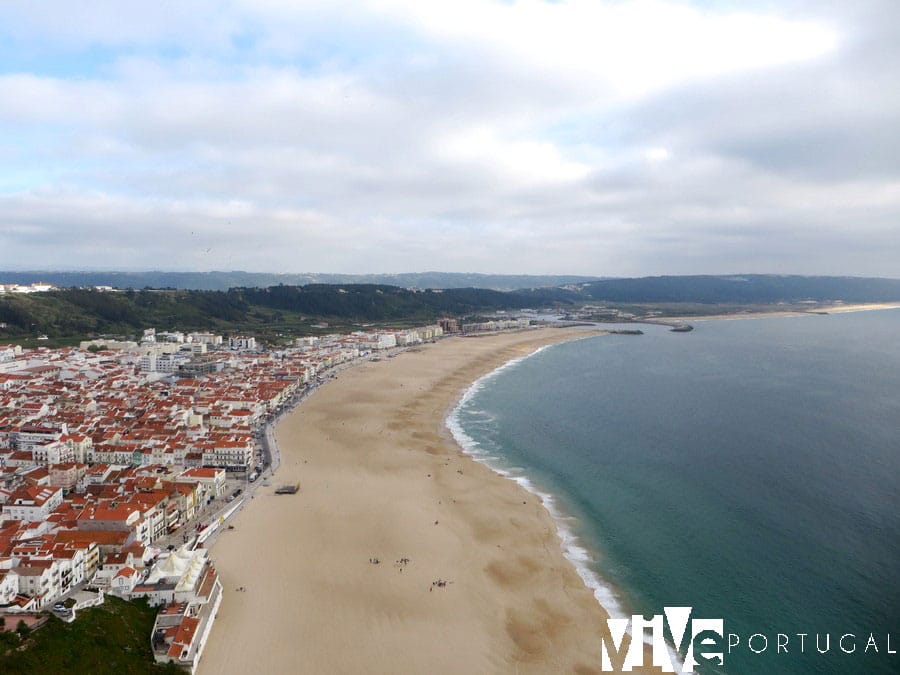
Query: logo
600 608 896 671
601 607 724 672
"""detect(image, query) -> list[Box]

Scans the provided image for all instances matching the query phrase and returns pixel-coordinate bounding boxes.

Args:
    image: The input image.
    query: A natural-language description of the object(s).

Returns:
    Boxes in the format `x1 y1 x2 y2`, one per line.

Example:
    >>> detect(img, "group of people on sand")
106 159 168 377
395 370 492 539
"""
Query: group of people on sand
235 586 248 592
368 556 452 590
369 556 412 568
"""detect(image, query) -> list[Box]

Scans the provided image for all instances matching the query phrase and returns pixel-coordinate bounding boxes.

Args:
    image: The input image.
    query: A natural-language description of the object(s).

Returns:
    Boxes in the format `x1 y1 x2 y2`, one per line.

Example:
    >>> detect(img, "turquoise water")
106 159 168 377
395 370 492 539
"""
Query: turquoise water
450 311 900 674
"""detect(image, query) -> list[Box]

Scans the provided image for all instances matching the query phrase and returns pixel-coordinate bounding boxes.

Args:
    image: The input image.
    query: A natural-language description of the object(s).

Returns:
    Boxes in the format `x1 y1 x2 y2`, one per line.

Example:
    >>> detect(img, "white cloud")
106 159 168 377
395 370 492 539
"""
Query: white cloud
644 147 670 162
377 0 837 100
433 126 591 187
0 1 897 276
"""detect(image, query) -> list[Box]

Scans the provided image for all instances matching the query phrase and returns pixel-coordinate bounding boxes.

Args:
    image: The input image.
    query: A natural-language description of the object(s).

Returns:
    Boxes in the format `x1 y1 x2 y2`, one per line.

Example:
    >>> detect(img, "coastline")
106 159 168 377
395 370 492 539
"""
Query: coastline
444 341 630 624
656 301 900 322
198 327 641 674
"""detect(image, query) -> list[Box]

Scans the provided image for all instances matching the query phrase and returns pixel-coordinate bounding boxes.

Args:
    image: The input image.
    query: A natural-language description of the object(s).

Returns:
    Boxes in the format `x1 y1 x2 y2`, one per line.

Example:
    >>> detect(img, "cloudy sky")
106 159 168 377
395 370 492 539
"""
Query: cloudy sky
1 0 898 276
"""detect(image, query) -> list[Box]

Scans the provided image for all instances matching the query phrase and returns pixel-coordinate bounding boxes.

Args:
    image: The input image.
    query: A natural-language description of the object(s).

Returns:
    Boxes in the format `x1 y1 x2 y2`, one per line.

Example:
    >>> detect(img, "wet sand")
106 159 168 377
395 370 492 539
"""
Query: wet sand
198 328 644 674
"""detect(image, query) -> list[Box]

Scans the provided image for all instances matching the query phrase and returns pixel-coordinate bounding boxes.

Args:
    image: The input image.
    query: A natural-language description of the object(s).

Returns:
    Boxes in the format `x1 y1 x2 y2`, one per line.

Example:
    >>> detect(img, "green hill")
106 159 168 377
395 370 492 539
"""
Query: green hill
4 275 899 345
0 597 179 675
0 284 551 341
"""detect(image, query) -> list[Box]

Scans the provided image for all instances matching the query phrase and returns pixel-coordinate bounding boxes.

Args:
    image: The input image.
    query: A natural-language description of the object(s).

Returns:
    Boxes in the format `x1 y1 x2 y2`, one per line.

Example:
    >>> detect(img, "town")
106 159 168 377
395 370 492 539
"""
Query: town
0 316 531 670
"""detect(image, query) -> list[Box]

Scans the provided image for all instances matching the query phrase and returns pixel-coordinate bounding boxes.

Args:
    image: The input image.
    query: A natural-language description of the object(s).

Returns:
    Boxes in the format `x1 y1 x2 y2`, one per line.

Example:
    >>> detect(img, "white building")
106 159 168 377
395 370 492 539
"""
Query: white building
32 439 75 466
189 332 223 346
416 324 444 340
176 468 227 499
55 548 88 594
141 353 188 373
15 560 61 606
2 486 64 522
228 336 256 351
354 332 396 352
394 330 422 346
148 552 223 672
134 545 219 606
0 569 19 605
0 344 23 363
12 424 67 452
201 439 253 471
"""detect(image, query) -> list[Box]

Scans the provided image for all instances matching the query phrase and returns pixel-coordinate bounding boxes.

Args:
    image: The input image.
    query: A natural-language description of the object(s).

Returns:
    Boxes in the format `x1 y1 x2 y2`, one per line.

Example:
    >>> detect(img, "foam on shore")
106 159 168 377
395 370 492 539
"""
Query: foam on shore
446 342 629 622
448 340 691 668
201 329 636 674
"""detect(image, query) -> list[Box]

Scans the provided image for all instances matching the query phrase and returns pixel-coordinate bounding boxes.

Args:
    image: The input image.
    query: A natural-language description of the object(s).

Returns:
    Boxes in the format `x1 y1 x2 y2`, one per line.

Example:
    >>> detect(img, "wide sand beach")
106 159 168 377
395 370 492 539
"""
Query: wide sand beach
199 328 638 674
658 301 900 322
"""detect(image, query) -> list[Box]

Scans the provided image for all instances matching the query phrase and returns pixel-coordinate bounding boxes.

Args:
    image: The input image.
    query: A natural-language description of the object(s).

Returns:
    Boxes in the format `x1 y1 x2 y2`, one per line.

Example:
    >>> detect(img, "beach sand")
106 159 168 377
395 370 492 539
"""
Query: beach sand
813 302 900 314
199 328 646 674
658 302 900 322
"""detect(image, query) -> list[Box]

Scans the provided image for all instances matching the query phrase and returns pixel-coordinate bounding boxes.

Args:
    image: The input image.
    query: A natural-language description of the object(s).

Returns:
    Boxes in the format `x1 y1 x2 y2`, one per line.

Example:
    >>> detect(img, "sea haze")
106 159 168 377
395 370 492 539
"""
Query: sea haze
451 310 900 674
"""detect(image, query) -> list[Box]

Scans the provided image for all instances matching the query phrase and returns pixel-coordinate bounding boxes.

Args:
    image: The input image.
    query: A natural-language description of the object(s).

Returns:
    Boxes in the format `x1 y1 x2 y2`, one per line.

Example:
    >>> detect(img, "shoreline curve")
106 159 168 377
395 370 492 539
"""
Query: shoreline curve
198 327 648 675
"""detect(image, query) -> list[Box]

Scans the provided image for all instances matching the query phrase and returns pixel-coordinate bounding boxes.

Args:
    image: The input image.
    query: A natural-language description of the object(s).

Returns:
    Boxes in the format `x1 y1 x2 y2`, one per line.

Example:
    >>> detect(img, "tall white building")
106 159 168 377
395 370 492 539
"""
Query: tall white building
228 336 256 351
140 353 187 373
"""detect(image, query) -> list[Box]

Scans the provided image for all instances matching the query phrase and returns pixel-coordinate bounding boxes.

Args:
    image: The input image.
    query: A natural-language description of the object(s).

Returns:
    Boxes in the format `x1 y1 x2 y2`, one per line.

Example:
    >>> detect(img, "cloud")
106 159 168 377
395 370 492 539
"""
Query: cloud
380 0 837 99
0 1 897 276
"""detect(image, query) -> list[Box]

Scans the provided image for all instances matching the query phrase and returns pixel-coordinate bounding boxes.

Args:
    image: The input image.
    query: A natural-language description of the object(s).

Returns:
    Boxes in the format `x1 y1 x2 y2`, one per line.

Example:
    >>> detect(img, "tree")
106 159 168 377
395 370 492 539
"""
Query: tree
16 619 30 637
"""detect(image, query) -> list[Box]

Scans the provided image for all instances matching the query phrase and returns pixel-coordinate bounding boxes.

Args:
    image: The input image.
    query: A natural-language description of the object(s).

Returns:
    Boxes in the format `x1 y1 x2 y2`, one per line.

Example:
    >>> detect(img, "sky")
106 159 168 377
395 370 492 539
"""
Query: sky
1 0 898 277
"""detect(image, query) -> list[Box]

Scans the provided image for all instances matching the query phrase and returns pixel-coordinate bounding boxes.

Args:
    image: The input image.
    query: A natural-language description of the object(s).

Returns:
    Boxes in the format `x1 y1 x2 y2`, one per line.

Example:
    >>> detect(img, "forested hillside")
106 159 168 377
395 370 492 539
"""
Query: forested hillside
0 284 547 339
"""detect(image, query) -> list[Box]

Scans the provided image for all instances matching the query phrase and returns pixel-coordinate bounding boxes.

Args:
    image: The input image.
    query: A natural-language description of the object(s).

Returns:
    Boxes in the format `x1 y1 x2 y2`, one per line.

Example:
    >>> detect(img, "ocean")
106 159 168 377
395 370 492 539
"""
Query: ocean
448 310 900 674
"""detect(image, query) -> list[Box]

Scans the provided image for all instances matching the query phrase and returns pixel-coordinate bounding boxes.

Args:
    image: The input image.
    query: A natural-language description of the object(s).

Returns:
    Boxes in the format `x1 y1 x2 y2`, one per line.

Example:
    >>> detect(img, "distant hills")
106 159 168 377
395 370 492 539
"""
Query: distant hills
0 284 541 340
3 271 898 303
0 270 601 292
566 275 900 304
2 274 900 342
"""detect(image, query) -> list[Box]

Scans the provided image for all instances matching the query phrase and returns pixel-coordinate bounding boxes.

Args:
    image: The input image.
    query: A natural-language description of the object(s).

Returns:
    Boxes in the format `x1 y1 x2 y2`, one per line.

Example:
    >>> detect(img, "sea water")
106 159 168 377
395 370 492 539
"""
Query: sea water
449 310 900 674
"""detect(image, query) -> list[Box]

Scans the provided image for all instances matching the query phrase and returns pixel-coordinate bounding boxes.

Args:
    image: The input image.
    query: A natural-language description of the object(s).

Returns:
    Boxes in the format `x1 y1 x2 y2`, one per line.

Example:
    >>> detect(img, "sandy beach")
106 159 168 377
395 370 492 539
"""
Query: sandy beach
812 302 900 314
657 301 900 322
198 328 642 675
